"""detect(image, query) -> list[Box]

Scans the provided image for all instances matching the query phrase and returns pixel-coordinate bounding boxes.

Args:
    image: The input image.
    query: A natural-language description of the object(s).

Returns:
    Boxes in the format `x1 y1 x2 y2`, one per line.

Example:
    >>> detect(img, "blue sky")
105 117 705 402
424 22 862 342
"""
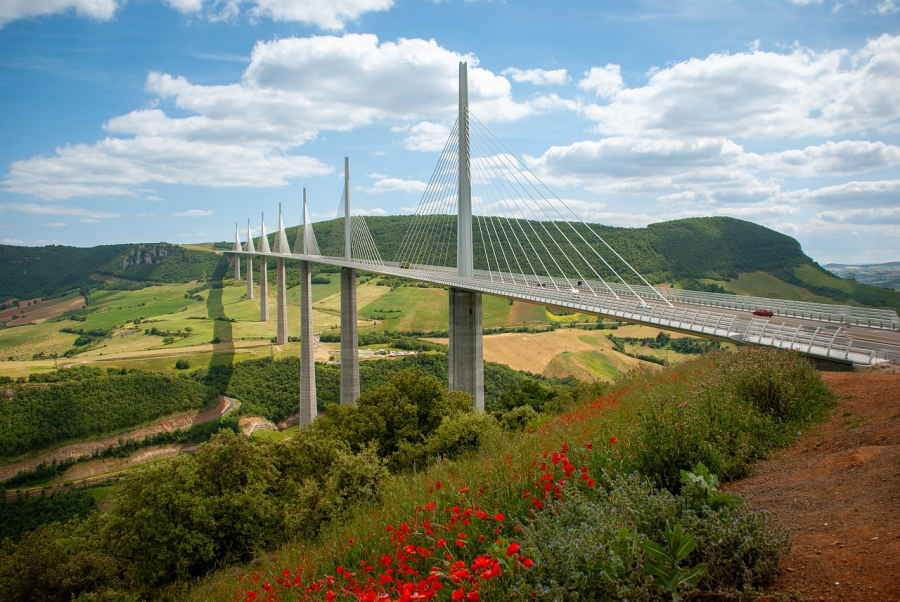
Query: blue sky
1 0 898 265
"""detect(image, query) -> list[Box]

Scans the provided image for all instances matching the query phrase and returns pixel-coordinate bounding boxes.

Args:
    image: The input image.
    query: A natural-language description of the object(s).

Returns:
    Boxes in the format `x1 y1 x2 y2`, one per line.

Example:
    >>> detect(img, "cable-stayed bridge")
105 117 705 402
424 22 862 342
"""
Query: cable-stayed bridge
228 63 899 423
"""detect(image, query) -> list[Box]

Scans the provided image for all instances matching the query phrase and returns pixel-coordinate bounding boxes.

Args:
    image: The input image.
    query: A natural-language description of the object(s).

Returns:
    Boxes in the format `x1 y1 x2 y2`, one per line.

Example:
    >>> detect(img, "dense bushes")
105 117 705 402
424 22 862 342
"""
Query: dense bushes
511 472 789 601
0 370 219 457
0 489 97 543
631 347 835 491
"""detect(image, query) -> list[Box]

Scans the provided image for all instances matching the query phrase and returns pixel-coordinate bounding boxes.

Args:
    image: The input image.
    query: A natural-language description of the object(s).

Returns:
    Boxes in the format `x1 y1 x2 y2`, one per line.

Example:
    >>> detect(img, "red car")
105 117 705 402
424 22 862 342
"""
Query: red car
752 309 774 317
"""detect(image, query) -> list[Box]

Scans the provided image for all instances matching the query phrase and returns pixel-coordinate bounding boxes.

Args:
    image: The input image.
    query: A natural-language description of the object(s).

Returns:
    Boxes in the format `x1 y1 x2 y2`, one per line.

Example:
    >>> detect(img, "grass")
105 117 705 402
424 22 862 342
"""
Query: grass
705 272 841 304
544 350 621 380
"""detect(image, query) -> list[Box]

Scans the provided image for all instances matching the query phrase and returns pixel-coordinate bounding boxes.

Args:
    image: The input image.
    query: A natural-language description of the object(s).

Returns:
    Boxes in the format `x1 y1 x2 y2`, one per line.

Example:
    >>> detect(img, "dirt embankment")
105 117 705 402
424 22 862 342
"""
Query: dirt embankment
0 396 236 481
730 371 900 602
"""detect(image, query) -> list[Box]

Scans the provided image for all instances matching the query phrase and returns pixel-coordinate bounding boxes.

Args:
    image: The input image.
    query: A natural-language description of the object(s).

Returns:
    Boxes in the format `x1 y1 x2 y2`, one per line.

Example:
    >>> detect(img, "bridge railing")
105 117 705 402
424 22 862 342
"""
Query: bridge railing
466 268 899 331
394 265 889 365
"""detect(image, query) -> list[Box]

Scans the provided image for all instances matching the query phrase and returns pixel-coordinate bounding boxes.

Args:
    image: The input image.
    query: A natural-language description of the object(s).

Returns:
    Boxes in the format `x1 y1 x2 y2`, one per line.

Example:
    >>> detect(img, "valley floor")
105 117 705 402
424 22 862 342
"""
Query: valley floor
730 369 900 602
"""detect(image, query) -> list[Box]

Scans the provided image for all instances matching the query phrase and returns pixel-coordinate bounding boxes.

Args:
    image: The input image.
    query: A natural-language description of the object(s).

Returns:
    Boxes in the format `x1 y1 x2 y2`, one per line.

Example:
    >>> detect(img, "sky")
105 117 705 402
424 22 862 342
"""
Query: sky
0 0 899 265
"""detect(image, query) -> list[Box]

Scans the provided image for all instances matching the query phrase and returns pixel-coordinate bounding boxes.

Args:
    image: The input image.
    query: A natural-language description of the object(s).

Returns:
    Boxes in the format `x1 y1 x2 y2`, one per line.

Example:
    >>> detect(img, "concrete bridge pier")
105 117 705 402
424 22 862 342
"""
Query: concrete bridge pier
276 257 288 345
340 268 360 405
449 288 484 410
259 212 270 322
259 258 268 321
245 256 253 300
299 260 317 424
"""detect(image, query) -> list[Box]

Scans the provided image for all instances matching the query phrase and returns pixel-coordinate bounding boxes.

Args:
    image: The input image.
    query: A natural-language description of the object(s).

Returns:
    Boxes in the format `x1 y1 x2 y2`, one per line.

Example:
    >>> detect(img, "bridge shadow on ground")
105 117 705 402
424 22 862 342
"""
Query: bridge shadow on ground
203 257 236 396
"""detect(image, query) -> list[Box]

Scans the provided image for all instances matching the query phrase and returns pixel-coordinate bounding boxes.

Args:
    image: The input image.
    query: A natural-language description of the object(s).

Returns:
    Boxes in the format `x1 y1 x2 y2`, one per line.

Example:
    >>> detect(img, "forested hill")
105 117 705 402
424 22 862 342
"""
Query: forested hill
0 243 225 302
0 243 131 301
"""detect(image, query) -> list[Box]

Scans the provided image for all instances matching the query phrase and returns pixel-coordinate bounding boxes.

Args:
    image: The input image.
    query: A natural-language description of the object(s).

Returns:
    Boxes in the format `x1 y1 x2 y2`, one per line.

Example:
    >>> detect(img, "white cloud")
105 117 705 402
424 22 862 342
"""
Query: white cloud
395 122 451 152
4 136 332 200
364 175 428 194
137 212 155 218
814 206 900 224
0 0 393 28
173 209 214 217
751 140 900 177
1 238 63 245
0 0 119 27
502 67 569 86
582 34 900 139
800 179 900 206
5 34 557 201
250 0 394 29
0 202 121 219
578 64 624 99
40 222 68 227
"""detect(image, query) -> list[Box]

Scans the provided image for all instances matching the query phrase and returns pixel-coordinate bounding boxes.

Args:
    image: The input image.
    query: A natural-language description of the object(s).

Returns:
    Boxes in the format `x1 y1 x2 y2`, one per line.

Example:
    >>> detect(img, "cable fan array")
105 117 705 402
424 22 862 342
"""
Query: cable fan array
292 200 322 257
395 110 668 304
319 187 384 266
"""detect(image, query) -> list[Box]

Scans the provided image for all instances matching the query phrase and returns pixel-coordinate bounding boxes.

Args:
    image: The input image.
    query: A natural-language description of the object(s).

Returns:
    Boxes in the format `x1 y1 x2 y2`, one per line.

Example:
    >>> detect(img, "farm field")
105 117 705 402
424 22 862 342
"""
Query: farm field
0 293 84 326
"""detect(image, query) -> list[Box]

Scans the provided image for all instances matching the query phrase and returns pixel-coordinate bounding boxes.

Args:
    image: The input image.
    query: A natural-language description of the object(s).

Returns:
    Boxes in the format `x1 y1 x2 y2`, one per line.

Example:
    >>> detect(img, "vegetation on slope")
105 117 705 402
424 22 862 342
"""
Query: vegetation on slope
0 366 219 458
0 348 835 601
0 243 132 301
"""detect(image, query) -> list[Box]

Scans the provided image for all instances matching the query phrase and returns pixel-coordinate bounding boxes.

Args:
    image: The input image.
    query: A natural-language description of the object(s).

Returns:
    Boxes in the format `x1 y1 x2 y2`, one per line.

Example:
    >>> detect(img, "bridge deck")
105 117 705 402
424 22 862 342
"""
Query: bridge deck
232 250 900 366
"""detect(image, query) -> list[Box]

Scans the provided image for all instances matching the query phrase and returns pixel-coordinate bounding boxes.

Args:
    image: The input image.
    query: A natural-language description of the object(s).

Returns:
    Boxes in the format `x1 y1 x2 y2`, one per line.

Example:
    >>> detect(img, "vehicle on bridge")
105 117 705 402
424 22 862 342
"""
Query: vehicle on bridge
753 309 774 317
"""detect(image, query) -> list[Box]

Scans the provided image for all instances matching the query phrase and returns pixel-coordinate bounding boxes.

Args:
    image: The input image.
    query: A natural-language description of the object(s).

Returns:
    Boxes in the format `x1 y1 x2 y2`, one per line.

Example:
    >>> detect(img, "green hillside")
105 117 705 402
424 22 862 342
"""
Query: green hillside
0 244 131 301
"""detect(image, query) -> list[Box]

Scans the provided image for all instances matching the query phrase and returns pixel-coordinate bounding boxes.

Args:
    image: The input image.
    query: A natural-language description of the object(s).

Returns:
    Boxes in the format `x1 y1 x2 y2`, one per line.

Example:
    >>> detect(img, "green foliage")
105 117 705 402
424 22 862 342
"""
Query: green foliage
630 347 836 491
0 489 97 542
499 404 539 431
0 243 132 301
679 462 744 510
394 411 501 471
0 514 121 602
641 523 707 601
285 442 389 540
313 367 473 468
174 359 190 370
510 472 789 601
0 369 219 457
106 431 282 583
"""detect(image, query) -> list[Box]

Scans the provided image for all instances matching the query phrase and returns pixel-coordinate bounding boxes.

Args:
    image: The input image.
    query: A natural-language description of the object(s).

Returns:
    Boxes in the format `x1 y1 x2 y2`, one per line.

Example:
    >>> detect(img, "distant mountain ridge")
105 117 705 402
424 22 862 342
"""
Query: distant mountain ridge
824 261 900 292
2 217 899 312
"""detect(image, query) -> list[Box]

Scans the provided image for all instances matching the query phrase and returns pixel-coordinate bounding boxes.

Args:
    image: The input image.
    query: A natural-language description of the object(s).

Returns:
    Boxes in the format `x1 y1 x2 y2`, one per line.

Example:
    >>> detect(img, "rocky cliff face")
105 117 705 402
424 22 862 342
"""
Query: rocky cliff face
118 245 171 268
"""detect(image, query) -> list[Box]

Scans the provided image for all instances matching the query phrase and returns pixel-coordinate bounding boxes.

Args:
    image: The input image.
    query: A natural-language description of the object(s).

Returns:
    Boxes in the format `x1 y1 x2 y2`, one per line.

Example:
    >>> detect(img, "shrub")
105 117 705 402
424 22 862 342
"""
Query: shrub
174 359 190 370
499 405 539 431
511 472 790 601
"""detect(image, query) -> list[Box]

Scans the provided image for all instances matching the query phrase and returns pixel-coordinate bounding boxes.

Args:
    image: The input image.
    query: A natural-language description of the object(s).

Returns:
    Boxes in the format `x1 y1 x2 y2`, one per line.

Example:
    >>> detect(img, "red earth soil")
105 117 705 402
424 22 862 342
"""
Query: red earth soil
730 370 900 602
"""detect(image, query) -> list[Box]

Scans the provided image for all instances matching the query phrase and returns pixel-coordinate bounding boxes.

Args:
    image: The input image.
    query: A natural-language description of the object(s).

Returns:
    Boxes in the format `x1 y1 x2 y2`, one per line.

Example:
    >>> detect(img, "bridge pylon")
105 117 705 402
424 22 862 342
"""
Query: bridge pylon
341 157 361 405
450 62 485 410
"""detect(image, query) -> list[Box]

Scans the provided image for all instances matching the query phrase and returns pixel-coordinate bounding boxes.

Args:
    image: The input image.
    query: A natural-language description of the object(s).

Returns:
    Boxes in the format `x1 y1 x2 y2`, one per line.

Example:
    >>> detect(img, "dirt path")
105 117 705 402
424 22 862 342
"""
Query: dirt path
0 396 238 481
730 371 900 601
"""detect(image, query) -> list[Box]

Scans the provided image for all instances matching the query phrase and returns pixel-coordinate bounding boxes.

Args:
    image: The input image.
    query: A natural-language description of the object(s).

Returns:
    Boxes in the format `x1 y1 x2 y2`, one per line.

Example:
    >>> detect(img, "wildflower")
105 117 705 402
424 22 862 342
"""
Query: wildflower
522 558 534 568
506 542 520 556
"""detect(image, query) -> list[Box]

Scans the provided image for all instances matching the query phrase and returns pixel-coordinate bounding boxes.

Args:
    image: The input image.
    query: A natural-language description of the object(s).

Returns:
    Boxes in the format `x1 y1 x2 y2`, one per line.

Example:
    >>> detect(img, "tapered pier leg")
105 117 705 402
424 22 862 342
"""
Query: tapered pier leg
259 258 269 321
299 261 317 425
246 256 253 300
276 257 288 345
449 288 484 410
234 255 240 280
340 267 360 405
